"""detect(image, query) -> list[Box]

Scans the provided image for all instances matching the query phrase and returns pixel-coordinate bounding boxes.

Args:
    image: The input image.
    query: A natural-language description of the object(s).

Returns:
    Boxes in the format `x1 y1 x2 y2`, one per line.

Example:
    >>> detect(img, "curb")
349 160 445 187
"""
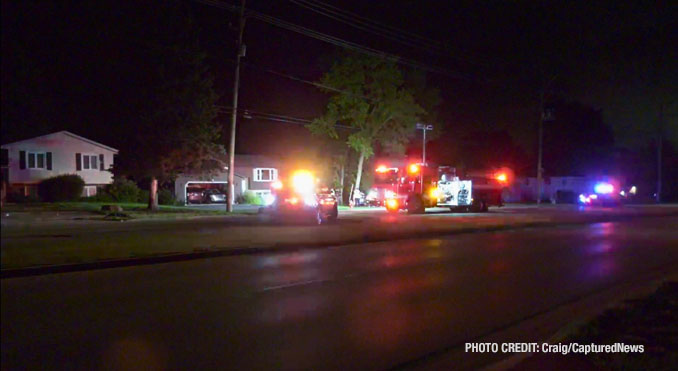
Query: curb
2 211 677 279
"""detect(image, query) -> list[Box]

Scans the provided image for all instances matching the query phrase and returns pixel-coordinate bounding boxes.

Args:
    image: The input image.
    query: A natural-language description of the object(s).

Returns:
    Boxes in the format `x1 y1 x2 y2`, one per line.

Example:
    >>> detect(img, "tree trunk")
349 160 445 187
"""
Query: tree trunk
148 177 159 211
339 162 345 205
351 150 366 204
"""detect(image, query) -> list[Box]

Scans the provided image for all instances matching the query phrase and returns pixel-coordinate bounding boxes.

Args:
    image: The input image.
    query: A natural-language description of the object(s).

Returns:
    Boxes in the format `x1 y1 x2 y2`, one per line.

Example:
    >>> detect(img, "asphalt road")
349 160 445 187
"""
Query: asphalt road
2 217 678 370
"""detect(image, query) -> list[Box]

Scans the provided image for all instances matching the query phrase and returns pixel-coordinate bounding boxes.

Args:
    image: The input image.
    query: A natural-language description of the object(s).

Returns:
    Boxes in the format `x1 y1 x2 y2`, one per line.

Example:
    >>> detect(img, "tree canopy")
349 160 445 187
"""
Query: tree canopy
110 3 224 209
307 54 427 196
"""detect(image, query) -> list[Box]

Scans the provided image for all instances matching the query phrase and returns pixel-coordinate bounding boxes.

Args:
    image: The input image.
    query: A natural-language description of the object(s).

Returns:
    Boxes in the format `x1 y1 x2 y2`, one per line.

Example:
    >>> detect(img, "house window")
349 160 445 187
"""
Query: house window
27 152 47 169
83 186 97 197
82 155 98 170
253 168 277 182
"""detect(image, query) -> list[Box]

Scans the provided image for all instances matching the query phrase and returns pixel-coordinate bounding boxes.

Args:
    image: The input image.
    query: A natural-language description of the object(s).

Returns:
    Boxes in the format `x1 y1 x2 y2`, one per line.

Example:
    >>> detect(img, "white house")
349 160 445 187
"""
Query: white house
174 154 281 204
1 131 118 197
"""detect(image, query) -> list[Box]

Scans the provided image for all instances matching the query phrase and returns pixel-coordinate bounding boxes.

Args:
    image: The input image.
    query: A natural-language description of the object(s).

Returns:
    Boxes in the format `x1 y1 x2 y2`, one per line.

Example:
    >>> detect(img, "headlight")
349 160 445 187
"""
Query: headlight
292 170 315 195
303 195 317 207
262 193 275 206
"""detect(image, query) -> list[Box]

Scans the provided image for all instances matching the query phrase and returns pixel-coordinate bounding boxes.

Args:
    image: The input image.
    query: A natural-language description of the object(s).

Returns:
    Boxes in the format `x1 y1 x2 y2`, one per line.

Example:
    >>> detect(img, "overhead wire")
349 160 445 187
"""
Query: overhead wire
290 0 491 67
193 0 482 82
216 106 355 130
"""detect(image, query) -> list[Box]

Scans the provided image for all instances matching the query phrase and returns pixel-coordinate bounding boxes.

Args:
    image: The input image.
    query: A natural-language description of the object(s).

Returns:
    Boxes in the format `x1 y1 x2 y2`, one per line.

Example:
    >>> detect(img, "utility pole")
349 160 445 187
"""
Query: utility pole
656 102 664 203
536 91 545 205
536 75 556 205
227 0 246 212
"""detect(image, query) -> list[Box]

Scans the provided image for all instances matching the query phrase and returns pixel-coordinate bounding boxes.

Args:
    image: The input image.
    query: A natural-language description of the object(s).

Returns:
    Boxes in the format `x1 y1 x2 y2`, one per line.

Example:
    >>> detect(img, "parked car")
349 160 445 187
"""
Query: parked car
187 188 205 204
203 189 226 203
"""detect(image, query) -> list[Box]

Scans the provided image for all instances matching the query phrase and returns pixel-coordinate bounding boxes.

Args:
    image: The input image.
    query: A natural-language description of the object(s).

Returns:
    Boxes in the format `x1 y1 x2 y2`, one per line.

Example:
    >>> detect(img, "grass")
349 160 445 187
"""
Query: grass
564 281 678 369
1 202 255 218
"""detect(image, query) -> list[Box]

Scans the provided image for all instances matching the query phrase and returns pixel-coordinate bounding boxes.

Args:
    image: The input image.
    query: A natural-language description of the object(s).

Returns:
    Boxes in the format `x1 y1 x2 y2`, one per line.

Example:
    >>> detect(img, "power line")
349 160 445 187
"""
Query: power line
193 0 481 82
294 0 441 48
289 0 489 66
238 60 376 102
289 0 439 52
216 106 355 130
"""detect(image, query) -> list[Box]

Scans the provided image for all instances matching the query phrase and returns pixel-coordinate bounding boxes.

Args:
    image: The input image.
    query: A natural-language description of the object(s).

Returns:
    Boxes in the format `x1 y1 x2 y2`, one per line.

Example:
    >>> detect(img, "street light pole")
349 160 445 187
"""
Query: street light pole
227 0 246 212
416 123 433 194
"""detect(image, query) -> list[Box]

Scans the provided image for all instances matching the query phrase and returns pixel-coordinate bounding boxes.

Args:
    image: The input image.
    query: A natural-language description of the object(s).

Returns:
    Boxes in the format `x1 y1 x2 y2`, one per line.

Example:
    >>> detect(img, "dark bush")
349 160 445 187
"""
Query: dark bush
137 190 150 203
38 174 85 202
7 192 40 203
85 192 115 202
106 178 140 202
158 188 175 205
238 190 262 205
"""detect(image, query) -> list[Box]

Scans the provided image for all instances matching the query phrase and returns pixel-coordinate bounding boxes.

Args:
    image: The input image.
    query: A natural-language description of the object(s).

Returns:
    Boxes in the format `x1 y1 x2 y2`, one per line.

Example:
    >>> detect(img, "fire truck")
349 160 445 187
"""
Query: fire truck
463 167 513 212
367 160 511 213
365 160 470 213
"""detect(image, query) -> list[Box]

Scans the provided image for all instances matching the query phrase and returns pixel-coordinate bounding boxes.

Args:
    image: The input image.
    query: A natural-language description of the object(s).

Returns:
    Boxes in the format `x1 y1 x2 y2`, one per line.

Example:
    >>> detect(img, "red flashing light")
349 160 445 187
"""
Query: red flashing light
386 198 399 210
376 165 388 173
408 164 420 174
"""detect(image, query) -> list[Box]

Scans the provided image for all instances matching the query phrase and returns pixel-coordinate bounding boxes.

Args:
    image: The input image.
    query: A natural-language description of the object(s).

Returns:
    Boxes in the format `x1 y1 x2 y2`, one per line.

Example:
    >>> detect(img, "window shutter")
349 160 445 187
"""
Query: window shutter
99 154 104 170
19 151 26 169
46 152 52 170
76 153 82 171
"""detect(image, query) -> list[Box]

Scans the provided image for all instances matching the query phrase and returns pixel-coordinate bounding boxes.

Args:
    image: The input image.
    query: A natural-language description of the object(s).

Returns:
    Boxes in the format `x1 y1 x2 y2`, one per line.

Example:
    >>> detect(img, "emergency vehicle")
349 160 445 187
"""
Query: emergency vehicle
367 160 511 214
262 170 338 224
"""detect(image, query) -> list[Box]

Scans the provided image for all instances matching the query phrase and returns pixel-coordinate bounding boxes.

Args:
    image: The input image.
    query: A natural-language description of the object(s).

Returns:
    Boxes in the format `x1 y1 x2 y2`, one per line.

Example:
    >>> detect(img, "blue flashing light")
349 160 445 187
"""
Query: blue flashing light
594 182 613 194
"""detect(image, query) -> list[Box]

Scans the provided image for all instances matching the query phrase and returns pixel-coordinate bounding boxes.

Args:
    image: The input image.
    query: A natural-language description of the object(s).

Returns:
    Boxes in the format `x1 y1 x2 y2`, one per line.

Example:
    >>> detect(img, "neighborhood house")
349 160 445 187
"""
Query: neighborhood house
1 131 118 197
174 154 281 204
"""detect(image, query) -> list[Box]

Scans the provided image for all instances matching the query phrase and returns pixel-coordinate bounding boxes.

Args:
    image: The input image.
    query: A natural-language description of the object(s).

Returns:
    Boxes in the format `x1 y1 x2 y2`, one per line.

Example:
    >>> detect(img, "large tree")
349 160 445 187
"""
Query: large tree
114 4 223 210
307 54 425 200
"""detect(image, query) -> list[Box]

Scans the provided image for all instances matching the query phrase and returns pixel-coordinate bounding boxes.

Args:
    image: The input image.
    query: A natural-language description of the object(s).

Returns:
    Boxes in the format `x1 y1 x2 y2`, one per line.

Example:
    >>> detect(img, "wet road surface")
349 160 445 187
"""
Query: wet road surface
2 217 677 369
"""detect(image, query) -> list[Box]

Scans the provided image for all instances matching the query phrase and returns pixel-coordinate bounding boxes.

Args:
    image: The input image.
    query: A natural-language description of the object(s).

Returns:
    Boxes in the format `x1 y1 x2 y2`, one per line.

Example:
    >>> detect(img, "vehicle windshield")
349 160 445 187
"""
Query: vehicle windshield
374 170 398 184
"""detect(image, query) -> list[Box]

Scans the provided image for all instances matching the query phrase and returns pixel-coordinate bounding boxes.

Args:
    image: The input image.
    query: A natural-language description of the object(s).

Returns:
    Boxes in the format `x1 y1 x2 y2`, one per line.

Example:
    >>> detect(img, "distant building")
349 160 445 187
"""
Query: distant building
174 154 281 204
505 176 604 203
1 131 118 197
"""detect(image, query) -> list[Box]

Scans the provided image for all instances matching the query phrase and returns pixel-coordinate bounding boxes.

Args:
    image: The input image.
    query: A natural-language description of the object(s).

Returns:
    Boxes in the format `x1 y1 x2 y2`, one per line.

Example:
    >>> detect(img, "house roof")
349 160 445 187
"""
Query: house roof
231 154 280 167
1 131 118 153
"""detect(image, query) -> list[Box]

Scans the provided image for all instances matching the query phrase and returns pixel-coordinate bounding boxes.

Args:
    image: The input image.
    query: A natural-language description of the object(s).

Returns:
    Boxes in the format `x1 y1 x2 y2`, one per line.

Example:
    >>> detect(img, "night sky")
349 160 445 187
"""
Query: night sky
2 0 677 171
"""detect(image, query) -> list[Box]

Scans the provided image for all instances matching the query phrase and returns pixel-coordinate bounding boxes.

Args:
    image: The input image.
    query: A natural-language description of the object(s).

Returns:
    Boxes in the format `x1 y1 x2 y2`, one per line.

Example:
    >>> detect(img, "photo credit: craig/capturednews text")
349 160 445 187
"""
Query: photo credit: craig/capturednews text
465 342 644 355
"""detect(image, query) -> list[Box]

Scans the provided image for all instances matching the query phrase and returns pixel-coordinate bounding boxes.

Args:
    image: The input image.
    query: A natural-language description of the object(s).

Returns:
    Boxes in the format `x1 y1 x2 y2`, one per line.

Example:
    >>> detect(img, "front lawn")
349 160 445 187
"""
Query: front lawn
565 281 678 369
0 202 252 217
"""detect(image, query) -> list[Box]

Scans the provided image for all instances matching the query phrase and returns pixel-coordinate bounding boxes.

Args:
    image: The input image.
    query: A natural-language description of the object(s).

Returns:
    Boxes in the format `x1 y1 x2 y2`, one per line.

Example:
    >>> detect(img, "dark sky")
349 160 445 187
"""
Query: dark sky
2 0 677 157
